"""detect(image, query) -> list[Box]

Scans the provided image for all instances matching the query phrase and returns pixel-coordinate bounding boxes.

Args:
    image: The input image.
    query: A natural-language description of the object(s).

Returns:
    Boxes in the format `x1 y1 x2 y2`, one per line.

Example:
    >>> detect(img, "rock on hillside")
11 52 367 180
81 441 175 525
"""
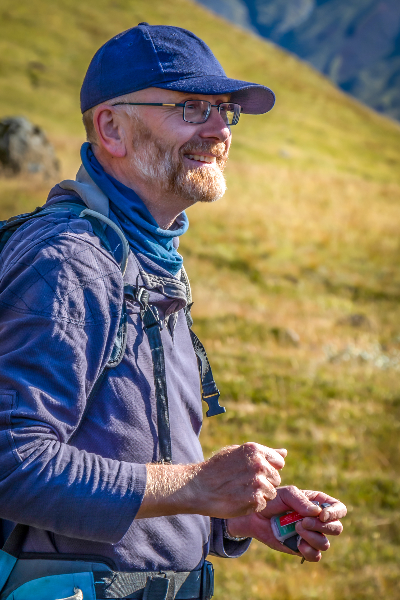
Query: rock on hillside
196 0 400 122
0 117 59 180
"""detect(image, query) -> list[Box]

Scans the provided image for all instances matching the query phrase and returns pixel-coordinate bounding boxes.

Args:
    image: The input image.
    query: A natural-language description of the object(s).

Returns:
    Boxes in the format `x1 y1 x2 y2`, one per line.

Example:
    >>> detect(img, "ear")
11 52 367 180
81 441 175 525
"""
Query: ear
93 105 127 158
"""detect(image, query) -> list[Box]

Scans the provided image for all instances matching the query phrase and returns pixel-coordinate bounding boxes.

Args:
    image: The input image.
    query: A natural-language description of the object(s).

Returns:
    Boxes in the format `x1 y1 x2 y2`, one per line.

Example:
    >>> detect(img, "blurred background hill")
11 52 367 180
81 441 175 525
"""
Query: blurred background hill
0 0 400 598
196 0 400 122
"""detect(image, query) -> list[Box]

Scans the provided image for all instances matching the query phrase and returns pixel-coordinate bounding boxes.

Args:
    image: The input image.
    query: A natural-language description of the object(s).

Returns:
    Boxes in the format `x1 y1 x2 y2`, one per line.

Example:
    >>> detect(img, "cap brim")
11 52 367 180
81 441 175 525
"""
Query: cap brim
156 75 275 114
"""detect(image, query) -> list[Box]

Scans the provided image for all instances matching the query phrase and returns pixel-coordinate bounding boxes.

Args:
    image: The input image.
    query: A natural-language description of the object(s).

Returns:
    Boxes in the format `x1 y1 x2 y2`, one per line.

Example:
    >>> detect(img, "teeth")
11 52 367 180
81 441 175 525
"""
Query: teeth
186 154 216 163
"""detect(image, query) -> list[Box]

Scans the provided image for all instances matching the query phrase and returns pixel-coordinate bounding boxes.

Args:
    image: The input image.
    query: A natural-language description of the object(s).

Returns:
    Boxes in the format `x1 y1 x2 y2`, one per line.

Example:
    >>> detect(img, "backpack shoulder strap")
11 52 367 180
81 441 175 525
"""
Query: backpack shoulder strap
79 208 129 276
0 200 87 253
124 284 172 464
0 200 129 275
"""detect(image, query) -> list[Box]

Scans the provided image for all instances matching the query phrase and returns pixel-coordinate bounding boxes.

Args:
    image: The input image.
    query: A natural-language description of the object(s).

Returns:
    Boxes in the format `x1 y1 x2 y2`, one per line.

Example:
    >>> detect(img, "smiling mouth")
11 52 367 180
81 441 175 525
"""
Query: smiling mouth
185 154 217 164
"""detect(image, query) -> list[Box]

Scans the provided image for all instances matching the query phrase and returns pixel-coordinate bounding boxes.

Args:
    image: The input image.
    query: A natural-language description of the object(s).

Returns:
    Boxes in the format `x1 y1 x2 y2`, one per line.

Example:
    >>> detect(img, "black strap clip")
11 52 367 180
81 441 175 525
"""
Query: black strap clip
189 329 226 417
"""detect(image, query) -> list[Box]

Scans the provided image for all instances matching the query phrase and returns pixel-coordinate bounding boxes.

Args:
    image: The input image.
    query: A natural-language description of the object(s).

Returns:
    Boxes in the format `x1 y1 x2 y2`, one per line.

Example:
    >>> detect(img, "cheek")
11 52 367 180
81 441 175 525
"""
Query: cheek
158 132 195 160
156 118 204 151
157 114 198 145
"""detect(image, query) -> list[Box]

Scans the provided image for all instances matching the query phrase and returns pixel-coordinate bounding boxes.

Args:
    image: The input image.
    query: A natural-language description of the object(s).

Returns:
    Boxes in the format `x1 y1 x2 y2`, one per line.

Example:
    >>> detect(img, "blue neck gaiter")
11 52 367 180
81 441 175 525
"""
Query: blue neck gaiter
80 142 189 276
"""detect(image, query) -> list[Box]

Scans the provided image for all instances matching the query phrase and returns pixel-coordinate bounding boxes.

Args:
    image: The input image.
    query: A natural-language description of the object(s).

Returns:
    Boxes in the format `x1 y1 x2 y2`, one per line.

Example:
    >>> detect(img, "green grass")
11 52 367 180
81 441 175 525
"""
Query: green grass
1 0 400 597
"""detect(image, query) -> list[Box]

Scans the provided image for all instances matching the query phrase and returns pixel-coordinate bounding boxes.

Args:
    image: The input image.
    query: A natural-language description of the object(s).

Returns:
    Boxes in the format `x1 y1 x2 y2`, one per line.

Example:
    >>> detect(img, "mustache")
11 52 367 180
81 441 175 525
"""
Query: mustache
180 140 228 159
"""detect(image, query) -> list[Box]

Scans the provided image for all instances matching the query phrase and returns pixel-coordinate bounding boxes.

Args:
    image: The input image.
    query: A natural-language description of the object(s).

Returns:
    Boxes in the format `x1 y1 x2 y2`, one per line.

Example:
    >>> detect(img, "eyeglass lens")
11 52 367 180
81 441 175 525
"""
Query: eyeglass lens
183 101 240 125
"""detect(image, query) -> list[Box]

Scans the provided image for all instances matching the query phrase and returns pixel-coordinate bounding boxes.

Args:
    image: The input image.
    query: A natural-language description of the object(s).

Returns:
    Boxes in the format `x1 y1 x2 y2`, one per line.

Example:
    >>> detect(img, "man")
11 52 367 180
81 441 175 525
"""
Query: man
0 23 346 600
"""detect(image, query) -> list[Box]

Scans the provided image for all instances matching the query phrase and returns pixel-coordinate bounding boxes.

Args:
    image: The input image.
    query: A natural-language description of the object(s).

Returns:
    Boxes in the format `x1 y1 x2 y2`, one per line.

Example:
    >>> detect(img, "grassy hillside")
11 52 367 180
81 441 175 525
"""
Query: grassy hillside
1 1 400 598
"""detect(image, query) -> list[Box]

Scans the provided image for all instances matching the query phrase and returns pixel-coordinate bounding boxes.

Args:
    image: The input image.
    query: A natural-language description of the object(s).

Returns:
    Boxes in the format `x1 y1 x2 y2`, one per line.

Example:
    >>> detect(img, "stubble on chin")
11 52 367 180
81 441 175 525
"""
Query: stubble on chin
130 117 229 204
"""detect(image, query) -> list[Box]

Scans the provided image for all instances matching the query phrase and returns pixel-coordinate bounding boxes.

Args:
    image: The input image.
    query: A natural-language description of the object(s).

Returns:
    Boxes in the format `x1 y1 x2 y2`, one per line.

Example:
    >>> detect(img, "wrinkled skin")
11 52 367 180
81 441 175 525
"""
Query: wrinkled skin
226 486 347 563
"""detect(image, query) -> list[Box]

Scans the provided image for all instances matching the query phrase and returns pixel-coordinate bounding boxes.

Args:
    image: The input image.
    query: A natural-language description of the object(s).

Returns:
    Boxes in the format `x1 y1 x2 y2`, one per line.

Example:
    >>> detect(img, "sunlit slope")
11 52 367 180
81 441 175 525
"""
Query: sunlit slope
0 0 399 183
1 2 400 600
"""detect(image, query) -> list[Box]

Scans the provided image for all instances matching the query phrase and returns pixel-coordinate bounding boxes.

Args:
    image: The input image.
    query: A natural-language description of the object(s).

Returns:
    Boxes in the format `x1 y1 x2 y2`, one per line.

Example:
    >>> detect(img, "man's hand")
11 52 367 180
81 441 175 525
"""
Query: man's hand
225 486 347 563
135 443 287 519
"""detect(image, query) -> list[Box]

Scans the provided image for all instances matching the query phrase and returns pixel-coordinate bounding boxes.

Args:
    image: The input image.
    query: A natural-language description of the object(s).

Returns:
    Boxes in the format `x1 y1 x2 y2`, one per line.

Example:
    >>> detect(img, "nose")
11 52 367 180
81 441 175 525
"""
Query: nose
198 106 232 145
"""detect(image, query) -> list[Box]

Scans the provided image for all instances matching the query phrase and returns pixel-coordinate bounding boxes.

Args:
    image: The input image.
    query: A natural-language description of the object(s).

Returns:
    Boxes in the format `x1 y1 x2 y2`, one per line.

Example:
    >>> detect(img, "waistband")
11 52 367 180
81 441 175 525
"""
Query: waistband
94 563 213 599
0 557 214 600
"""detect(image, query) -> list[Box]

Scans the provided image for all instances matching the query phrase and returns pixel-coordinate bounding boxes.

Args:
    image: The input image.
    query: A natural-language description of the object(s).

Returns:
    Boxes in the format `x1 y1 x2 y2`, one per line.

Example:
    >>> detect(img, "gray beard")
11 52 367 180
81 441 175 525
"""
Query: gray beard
129 121 228 204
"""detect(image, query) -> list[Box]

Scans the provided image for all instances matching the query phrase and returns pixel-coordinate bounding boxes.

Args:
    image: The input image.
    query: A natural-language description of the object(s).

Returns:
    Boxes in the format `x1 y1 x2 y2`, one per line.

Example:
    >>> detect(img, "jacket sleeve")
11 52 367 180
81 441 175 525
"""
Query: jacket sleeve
209 518 252 558
0 219 146 544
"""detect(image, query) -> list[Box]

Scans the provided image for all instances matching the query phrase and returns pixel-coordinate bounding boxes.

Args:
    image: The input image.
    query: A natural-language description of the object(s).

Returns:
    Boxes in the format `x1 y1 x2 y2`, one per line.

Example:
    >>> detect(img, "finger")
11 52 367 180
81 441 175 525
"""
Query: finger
301 517 343 536
275 448 288 459
277 486 322 516
296 522 330 551
261 481 278 503
298 539 322 563
302 491 347 522
255 444 286 469
264 465 282 488
303 490 339 504
251 482 277 513
242 442 285 471
319 502 347 523
245 445 283 488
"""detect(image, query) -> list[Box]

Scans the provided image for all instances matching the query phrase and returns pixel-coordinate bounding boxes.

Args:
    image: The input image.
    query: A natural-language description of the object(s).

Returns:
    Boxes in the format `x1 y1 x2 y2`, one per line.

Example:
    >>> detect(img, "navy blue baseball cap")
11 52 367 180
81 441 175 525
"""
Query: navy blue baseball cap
80 23 275 115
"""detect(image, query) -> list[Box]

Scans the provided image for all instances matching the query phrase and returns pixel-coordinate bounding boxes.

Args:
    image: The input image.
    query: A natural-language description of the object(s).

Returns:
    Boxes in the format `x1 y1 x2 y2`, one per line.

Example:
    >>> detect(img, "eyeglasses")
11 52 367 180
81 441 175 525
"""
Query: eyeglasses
111 100 242 126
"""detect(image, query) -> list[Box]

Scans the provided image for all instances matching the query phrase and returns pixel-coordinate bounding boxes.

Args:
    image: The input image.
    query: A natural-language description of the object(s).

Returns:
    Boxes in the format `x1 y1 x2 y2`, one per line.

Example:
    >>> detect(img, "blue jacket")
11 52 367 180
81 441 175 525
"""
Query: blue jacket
0 169 250 572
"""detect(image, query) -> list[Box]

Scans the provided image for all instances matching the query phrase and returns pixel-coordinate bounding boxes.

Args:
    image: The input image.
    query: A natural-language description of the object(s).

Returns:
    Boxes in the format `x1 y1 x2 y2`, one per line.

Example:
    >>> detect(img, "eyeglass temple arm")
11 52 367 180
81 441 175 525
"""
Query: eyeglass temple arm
111 102 186 107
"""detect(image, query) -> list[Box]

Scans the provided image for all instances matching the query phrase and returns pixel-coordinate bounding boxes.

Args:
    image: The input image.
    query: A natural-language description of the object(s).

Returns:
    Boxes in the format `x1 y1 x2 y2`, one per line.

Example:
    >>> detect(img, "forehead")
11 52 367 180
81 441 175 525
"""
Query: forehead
131 86 231 104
